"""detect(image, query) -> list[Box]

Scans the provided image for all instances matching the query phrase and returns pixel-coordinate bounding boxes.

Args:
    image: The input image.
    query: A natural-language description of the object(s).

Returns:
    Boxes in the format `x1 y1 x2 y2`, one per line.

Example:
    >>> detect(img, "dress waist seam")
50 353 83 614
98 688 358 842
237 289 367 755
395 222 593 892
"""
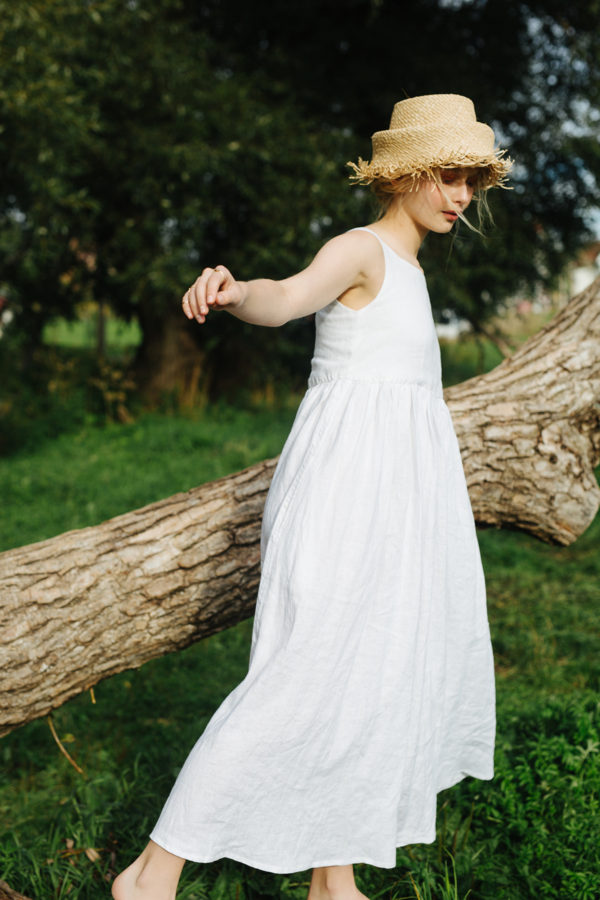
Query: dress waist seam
307 374 443 395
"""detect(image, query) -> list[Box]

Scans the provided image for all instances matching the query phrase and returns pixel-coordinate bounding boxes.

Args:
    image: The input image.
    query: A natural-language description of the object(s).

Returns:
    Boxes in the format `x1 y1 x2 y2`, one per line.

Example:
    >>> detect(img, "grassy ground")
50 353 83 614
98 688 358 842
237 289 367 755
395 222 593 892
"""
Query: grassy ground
1 335 599 898
42 311 142 352
0 404 298 553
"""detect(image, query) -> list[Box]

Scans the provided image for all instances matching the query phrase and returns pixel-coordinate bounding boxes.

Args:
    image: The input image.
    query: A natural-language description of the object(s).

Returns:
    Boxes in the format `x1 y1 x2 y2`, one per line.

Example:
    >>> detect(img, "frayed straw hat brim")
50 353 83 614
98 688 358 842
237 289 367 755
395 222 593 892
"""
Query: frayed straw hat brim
348 94 513 190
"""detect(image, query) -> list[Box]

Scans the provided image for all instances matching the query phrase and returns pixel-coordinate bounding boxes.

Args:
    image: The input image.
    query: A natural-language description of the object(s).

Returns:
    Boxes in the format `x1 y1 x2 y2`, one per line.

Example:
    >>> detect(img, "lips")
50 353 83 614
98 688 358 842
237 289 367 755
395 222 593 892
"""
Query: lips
442 210 458 220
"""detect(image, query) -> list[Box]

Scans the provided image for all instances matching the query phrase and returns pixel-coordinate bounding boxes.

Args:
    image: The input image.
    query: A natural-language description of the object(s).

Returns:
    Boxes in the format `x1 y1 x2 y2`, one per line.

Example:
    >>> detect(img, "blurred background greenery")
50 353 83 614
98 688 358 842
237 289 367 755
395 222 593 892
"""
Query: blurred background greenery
1 0 599 449
1 1 599 898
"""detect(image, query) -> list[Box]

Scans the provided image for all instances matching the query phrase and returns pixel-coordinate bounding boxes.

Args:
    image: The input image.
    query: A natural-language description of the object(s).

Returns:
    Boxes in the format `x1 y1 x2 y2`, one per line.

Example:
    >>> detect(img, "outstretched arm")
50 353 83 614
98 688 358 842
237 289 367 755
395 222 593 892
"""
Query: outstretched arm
182 231 371 327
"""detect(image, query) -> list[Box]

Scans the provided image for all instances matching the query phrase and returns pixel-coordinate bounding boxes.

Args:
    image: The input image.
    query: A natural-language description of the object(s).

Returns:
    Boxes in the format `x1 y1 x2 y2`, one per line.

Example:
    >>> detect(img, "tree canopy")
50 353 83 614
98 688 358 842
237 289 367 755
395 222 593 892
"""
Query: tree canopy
0 0 598 399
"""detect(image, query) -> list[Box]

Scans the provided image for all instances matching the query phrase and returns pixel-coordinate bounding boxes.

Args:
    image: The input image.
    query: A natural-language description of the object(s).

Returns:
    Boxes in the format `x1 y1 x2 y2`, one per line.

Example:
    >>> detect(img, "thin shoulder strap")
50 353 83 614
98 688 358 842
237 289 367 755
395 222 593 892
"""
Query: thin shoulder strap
350 226 425 276
348 227 389 299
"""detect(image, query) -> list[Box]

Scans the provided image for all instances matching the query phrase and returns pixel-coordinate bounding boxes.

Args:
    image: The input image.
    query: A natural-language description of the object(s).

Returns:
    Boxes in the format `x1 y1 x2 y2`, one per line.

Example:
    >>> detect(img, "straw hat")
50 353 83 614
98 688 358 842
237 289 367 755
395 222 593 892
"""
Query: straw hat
348 94 512 190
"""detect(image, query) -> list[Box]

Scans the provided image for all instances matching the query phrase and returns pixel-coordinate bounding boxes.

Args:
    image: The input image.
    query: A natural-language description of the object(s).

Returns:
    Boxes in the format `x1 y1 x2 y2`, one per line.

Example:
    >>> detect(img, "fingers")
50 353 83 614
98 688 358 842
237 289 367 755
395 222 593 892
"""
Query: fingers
181 266 232 323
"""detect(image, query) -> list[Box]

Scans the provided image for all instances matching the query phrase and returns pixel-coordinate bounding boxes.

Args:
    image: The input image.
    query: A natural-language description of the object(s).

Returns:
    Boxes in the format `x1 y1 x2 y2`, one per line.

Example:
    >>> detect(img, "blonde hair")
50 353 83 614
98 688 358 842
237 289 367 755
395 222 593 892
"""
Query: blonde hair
371 167 493 233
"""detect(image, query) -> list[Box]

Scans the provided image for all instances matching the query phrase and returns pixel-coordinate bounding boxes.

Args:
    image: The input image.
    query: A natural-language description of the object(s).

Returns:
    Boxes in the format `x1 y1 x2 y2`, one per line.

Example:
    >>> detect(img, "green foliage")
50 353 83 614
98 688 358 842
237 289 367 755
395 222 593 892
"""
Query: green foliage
1 0 599 402
0 341 140 455
471 696 600 899
0 0 362 397
439 336 504 386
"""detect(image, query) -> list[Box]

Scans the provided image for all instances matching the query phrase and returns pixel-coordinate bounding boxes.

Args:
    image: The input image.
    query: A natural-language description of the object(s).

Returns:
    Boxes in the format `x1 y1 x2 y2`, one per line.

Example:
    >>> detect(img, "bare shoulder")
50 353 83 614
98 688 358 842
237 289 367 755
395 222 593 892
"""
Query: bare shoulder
278 228 385 319
311 228 384 280
323 228 386 312
317 228 379 261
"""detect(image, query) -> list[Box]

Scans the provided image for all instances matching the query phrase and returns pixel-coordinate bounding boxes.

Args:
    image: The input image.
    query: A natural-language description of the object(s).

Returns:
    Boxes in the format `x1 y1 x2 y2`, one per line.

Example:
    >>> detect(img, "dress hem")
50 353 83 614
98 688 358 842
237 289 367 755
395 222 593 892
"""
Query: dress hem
149 766 493 875
148 833 434 874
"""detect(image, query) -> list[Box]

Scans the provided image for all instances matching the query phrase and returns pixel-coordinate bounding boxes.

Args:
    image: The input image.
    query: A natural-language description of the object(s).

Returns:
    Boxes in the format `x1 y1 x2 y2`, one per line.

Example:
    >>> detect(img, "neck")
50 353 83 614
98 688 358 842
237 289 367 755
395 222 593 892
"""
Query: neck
378 197 428 260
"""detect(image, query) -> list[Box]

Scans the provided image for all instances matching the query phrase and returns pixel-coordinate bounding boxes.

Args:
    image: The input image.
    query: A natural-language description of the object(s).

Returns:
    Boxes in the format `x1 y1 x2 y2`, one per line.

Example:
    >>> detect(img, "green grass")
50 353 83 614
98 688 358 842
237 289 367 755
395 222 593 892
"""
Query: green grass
1 391 599 897
0 404 299 552
439 335 503 387
43 314 142 351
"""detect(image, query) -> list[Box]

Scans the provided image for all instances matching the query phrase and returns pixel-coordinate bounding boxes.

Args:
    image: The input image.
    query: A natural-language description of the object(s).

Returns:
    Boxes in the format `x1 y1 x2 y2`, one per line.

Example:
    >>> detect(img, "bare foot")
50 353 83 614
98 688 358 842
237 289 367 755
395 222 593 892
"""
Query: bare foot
307 865 370 900
111 841 184 900
111 862 145 900
307 890 369 900
111 861 172 900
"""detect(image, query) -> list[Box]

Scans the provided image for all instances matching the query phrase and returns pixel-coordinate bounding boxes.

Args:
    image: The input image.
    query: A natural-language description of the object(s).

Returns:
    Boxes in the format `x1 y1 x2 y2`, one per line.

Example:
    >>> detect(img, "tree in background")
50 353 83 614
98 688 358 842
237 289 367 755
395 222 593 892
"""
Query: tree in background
0 0 598 407
0 0 361 405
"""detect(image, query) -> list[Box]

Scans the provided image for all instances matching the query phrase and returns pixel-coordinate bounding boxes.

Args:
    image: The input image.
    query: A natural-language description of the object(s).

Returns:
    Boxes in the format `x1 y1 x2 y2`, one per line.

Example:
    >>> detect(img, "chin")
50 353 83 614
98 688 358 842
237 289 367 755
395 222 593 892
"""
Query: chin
430 222 455 234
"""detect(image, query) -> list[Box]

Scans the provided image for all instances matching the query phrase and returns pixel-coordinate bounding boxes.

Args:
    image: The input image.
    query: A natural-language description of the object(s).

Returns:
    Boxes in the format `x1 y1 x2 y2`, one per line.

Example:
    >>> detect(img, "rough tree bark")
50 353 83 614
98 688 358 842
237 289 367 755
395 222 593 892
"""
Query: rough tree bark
0 882 32 900
1 277 599 741
446 275 600 543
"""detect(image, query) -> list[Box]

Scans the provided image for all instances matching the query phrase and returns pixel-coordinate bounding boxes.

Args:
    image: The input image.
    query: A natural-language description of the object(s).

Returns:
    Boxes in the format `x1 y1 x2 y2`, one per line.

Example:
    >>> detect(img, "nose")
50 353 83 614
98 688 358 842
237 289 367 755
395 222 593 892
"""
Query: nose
451 180 472 209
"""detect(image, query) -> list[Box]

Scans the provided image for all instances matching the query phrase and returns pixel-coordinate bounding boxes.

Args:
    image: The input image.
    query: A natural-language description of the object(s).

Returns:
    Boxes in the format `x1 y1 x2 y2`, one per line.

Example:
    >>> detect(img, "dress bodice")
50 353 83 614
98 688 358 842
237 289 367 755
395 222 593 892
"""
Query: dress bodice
308 228 443 397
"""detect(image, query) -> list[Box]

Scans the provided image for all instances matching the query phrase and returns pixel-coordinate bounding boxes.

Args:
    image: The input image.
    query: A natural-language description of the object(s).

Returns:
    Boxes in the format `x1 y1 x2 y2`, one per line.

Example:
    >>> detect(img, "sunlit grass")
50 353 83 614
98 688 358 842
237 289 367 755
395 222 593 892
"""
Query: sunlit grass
43 310 142 351
0 404 299 552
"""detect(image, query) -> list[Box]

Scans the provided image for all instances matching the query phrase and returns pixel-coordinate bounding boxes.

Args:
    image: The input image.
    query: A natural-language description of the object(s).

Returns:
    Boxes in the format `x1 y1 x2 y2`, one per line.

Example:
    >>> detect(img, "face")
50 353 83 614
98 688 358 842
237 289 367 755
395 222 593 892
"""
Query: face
399 168 477 235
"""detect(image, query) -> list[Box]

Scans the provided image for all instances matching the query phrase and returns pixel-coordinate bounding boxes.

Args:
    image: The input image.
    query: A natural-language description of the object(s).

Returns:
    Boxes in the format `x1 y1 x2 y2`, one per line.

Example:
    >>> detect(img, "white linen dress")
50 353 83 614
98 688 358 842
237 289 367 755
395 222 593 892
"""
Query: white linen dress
150 227 496 873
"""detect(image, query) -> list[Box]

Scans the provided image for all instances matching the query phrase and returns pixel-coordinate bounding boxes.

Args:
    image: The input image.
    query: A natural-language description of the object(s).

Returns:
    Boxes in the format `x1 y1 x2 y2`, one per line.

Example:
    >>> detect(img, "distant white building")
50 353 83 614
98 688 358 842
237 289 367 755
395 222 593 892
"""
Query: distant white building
433 241 600 345
0 295 13 339
435 310 471 340
570 242 600 295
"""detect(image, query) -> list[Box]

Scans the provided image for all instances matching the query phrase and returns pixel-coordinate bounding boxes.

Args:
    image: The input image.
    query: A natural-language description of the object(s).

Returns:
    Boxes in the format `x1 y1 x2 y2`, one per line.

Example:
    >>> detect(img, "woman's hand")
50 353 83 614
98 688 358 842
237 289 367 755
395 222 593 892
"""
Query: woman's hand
182 265 246 324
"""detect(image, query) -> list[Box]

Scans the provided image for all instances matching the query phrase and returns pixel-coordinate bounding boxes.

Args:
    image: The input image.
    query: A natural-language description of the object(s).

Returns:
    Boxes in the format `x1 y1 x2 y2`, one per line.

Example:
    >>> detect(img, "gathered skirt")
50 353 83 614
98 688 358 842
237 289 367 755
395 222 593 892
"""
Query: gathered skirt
150 378 495 873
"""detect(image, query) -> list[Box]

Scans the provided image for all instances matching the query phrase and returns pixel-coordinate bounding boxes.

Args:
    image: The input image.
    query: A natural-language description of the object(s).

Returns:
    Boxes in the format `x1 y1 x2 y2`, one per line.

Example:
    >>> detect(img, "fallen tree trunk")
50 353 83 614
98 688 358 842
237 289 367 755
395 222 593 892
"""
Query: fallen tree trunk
1 277 599 738
0 881 32 900
446 275 600 543
0 460 275 737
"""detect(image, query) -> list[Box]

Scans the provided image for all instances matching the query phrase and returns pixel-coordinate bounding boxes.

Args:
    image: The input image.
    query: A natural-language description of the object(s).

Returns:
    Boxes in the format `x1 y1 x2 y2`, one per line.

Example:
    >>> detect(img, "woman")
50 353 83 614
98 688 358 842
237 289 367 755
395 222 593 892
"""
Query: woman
113 93 511 900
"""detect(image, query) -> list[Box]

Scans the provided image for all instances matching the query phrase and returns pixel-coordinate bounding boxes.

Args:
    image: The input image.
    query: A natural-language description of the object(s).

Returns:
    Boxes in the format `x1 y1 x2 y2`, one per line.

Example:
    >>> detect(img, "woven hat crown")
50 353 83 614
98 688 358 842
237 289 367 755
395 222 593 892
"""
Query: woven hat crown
389 94 476 130
348 93 511 190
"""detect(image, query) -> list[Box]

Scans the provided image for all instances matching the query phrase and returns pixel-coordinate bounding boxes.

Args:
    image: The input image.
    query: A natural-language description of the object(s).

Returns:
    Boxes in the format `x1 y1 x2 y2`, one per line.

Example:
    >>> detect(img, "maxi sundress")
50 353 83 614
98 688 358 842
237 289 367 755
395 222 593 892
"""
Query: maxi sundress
150 228 496 873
